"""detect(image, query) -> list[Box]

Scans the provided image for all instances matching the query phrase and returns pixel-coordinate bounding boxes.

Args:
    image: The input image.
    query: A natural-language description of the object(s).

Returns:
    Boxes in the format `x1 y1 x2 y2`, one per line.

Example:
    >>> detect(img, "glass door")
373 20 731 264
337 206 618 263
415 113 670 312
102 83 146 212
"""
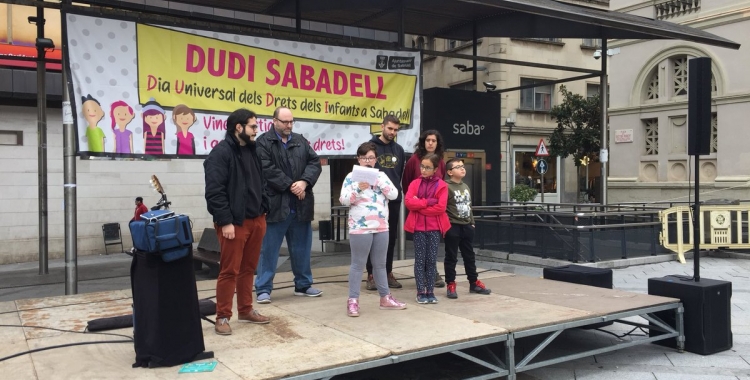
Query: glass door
512 149 559 203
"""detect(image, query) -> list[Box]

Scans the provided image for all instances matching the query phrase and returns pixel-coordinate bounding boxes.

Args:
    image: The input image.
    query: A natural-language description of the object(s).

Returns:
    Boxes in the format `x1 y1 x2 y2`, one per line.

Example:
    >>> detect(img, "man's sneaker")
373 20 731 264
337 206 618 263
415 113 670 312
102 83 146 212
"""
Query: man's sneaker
446 282 458 299
294 287 324 297
215 318 231 335
387 273 403 289
238 309 270 324
435 272 446 288
416 294 429 304
256 293 271 304
379 294 407 310
427 293 439 304
347 298 359 317
365 274 377 291
469 280 492 295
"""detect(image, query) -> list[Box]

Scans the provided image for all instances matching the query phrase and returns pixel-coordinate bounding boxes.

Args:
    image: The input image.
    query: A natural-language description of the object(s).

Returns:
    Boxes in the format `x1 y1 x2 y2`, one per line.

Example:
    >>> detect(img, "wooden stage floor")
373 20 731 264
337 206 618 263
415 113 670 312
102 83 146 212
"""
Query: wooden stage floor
0 260 681 379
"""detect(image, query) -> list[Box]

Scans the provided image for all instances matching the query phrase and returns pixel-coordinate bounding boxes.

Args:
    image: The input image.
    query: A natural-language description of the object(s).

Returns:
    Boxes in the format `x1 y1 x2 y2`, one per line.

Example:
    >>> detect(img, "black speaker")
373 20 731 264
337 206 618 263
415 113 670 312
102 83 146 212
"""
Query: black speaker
648 276 732 355
318 220 333 241
543 265 613 289
544 265 613 328
688 57 712 156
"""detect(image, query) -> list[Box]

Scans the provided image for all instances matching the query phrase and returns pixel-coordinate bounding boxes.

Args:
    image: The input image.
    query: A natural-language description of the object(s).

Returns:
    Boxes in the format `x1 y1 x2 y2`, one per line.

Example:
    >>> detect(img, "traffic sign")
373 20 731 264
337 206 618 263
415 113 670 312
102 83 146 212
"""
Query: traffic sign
536 159 548 175
535 139 550 157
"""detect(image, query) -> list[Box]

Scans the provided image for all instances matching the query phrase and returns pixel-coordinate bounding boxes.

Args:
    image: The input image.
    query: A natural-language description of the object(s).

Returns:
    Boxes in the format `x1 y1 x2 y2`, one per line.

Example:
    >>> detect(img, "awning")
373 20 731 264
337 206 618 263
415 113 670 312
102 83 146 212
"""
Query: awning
143 0 739 50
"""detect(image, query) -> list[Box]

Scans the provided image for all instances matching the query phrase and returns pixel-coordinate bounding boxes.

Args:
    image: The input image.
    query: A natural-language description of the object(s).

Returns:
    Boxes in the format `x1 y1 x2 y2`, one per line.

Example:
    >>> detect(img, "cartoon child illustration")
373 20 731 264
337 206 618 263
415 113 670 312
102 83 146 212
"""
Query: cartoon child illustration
172 104 196 155
142 98 166 155
110 100 135 154
82 94 105 153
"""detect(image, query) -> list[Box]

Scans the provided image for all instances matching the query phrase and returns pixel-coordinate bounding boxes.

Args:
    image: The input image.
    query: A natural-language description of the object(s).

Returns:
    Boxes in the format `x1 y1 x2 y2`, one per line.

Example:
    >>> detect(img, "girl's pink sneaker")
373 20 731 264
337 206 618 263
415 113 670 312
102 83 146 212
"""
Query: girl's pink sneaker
347 298 359 317
379 294 407 310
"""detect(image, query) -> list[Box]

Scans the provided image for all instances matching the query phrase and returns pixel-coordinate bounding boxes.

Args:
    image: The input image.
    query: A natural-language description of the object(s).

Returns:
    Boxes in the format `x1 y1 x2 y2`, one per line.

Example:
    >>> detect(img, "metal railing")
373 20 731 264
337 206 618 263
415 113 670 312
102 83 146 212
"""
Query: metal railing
330 205 349 242
473 204 667 262
661 202 750 263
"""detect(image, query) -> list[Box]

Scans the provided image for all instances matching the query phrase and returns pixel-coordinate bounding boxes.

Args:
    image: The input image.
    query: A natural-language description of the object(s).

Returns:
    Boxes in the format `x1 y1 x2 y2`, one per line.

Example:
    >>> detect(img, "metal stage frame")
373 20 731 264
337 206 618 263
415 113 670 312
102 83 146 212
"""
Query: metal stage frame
285 302 684 380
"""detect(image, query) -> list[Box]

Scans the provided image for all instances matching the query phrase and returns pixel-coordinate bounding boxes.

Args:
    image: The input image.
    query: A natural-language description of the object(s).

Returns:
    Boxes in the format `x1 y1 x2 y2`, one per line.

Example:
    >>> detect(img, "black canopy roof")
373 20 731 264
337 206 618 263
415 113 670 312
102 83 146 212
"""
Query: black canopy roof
144 0 739 50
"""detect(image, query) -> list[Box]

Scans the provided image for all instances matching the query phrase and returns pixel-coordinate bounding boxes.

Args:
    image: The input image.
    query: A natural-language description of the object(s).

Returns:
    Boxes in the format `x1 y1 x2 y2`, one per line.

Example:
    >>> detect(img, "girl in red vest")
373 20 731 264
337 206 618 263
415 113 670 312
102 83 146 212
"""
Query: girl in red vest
404 153 450 304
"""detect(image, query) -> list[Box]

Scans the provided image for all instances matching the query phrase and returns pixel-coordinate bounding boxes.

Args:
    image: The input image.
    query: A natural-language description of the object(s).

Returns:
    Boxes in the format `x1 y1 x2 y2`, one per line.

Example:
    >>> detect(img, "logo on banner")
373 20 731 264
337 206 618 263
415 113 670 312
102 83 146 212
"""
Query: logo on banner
377 55 388 70
452 120 485 136
388 56 415 70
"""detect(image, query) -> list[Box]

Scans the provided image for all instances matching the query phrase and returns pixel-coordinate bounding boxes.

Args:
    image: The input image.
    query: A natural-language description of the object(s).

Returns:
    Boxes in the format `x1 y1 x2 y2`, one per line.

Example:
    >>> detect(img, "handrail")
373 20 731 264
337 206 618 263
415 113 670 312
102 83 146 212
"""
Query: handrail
661 204 750 263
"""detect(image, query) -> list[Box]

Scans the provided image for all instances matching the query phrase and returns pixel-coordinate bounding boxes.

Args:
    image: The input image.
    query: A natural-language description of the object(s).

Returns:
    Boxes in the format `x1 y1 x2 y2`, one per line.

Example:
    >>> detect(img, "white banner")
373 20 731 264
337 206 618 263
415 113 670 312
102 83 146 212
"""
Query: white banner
65 13 421 157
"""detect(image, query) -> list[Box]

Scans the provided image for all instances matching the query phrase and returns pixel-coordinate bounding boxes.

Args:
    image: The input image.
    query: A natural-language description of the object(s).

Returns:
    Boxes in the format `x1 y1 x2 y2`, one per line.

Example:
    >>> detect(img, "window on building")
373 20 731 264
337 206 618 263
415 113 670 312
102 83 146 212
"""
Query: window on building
644 119 658 155
446 39 458 50
415 36 425 50
711 113 718 153
528 38 562 43
514 151 558 196
587 84 599 100
672 56 688 96
646 69 659 101
582 38 601 48
520 79 553 111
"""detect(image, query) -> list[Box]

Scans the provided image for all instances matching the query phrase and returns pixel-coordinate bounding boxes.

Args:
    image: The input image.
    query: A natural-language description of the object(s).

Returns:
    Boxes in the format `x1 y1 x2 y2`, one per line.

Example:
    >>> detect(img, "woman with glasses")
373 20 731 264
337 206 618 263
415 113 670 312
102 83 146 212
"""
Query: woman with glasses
339 142 407 317
404 153 451 304
401 130 447 288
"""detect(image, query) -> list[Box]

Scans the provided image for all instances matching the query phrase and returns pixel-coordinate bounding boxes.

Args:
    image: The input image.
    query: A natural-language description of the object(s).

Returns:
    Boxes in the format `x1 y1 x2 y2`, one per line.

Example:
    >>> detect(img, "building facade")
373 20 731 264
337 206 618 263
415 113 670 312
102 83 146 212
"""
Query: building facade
416 29 605 203
608 0 750 202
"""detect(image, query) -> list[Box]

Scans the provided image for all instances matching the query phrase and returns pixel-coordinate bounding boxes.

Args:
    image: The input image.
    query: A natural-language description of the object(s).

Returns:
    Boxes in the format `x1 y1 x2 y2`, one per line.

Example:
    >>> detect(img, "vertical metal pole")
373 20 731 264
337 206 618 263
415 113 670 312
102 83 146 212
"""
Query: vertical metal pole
540 173 545 203
397 0 406 260
63 59 78 295
295 0 301 34
472 22 478 91
61 1 78 294
36 6 49 275
398 201 405 260
397 0 404 49
599 39 609 206
506 124 513 202
693 154 700 282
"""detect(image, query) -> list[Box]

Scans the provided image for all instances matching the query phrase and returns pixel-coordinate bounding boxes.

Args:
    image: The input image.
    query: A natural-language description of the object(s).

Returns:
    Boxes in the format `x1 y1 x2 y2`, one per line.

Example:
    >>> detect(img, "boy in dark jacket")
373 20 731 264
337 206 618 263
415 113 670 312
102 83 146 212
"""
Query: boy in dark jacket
443 158 491 299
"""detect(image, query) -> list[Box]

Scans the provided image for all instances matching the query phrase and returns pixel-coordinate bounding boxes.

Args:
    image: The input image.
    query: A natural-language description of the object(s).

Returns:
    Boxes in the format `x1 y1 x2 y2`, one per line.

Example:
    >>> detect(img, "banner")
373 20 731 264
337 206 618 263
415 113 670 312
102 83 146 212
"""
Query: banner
65 13 420 157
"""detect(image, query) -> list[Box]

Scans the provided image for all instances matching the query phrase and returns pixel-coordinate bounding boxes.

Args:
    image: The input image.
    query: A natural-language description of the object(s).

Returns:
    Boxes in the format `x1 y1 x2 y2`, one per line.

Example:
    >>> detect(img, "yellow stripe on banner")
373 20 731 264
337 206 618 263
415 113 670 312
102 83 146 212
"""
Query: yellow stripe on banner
136 24 417 123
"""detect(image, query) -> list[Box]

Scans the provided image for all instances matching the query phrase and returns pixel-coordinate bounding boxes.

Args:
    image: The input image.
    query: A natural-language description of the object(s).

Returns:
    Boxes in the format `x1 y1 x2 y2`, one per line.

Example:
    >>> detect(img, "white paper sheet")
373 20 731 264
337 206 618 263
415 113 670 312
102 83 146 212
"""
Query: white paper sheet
351 165 379 184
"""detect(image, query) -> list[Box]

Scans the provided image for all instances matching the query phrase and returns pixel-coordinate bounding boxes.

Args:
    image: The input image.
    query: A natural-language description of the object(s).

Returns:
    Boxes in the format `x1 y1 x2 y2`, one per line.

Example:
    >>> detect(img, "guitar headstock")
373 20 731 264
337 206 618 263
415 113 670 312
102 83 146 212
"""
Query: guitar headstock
150 175 164 194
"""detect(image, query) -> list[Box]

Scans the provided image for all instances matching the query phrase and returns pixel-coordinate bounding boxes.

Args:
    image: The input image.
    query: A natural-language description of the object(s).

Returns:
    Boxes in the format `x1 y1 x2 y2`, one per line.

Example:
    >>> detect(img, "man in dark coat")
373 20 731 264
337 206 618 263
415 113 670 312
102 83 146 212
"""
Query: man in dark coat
254 107 322 303
204 108 270 335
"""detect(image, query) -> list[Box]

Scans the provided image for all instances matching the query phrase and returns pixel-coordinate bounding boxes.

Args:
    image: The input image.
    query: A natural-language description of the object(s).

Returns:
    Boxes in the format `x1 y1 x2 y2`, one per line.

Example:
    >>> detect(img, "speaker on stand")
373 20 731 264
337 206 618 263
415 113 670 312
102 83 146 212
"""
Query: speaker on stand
648 57 732 355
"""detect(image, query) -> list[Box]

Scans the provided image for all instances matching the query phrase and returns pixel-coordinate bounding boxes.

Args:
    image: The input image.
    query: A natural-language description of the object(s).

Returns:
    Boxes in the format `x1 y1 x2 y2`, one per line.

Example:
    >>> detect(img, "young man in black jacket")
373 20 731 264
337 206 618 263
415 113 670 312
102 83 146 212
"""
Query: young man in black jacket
204 108 271 335
366 115 406 290
254 107 322 303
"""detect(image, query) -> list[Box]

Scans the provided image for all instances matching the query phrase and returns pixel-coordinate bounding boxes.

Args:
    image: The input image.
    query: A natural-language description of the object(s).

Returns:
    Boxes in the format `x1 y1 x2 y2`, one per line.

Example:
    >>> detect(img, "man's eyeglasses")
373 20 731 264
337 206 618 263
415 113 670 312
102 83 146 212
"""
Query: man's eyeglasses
242 123 258 130
420 165 435 171
449 165 465 170
275 118 295 126
358 156 377 162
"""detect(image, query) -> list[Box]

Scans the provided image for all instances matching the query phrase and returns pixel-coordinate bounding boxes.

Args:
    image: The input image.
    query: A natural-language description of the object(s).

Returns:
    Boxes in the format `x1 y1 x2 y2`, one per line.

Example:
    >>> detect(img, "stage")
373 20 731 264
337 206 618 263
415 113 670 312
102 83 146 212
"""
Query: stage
0 260 683 379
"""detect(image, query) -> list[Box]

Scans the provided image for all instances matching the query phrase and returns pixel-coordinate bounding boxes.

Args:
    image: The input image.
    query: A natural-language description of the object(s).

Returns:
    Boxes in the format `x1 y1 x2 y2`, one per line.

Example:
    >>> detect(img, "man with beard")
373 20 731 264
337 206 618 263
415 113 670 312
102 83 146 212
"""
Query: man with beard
365 115 406 290
204 108 270 335
254 107 322 303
